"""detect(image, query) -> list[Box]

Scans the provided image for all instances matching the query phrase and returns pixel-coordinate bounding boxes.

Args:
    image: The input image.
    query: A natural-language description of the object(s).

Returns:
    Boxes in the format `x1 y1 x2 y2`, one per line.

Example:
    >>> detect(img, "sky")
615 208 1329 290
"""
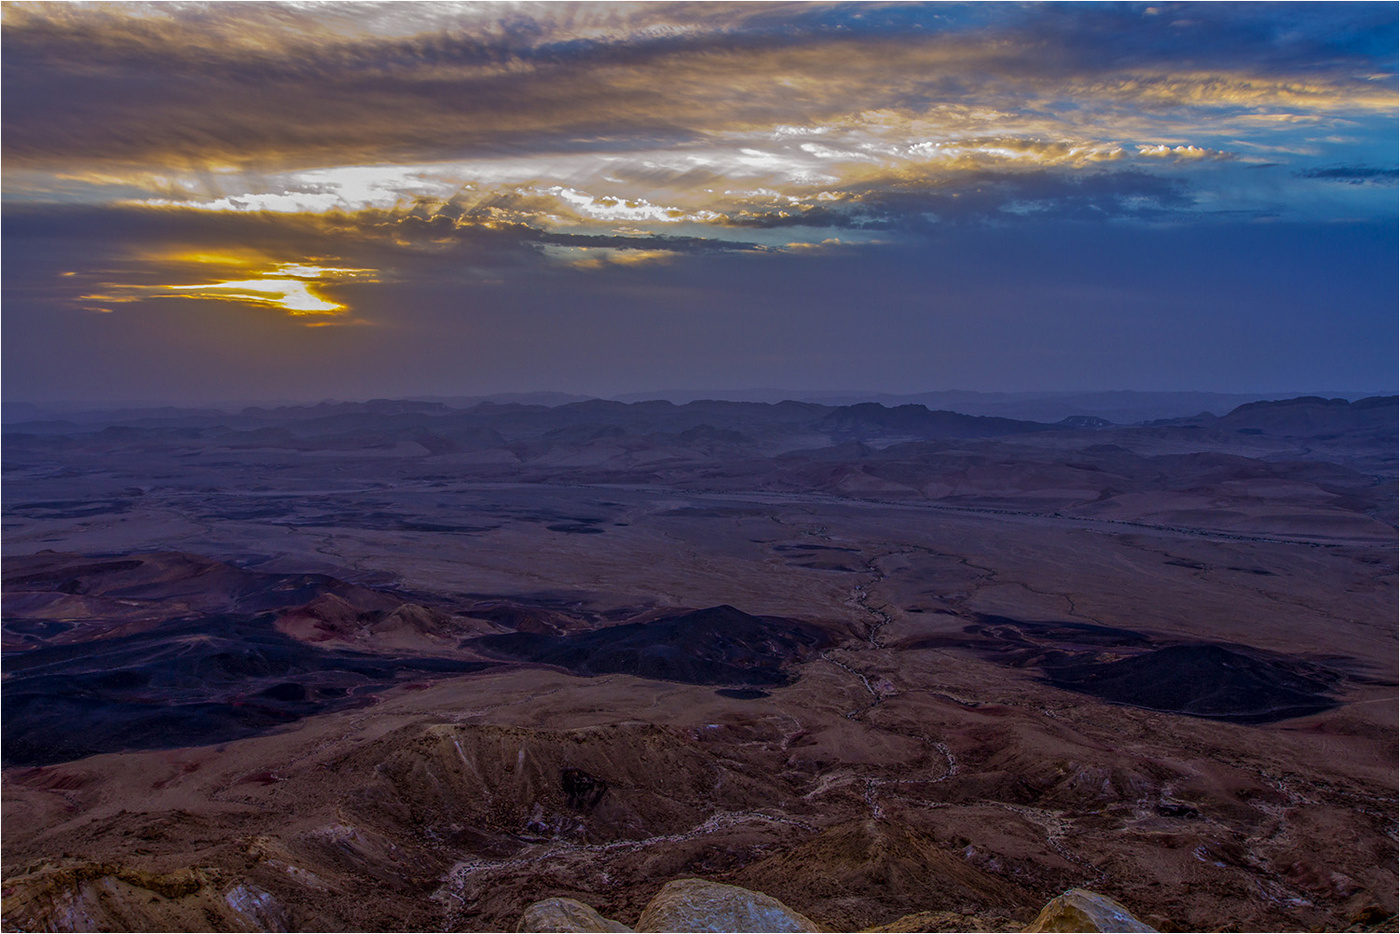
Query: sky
3 1 1396 406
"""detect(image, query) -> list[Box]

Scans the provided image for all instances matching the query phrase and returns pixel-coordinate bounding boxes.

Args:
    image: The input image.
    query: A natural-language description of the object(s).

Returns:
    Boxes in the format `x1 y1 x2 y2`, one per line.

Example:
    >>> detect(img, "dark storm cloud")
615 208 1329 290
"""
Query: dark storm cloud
1296 165 1399 186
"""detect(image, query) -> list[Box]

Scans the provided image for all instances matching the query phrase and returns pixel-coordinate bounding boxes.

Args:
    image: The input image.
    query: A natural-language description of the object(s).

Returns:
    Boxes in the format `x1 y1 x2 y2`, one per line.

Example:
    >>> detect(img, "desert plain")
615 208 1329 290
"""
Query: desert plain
1 395 1395 932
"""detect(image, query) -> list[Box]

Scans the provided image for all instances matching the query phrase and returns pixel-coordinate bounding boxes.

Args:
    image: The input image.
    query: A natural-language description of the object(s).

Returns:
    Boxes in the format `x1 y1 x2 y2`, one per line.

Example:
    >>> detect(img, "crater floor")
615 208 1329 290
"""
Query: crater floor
3 399 1395 932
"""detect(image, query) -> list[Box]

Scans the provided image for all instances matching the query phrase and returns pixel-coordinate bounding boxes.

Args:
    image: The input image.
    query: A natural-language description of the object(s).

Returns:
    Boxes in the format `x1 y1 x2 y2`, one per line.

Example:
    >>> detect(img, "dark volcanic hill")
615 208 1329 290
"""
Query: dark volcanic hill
474 605 833 686
1043 643 1340 723
2 610 494 766
1 553 501 766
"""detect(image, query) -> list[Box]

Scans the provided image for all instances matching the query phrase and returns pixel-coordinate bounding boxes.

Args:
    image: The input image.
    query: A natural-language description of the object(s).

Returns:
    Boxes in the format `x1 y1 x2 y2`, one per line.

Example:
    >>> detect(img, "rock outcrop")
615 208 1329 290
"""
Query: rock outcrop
1022 888 1157 932
518 896 633 932
515 883 1159 934
863 909 1005 932
0 861 290 932
516 879 823 933
635 879 823 933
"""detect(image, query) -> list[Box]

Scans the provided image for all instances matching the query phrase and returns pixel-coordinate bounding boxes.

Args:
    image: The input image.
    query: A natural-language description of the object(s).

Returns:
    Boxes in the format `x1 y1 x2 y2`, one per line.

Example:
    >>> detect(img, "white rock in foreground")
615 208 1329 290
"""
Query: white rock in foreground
518 896 634 933
635 878 823 933
1022 888 1156 933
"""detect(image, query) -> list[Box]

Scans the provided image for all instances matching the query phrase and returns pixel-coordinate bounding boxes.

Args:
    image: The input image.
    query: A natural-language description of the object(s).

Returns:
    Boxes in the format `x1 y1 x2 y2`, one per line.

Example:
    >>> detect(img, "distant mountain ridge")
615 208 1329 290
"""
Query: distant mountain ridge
1147 394 1398 436
6 396 1394 452
7 389 1391 426
609 388 1390 423
817 403 1056 440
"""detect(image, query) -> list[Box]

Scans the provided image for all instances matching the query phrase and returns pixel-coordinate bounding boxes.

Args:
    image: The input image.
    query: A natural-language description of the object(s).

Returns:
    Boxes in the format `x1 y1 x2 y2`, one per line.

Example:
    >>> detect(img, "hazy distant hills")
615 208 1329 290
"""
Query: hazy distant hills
1179 394 1398 434
6 388 1391 427
6 397 1394 539
5 396 1394 463
607 389 1390 423
0 399 1077 473
816 403 1056 441
2 397 1047 447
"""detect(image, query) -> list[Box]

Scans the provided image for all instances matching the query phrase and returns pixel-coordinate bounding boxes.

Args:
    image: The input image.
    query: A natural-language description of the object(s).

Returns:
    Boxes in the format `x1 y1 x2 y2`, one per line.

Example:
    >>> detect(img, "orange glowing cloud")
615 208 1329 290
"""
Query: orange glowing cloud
78 254 378 323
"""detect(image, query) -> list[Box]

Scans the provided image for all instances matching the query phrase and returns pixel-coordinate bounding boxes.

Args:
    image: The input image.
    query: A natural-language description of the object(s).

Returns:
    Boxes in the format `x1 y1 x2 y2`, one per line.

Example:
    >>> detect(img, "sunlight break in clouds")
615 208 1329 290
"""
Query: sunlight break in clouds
79 256 378 323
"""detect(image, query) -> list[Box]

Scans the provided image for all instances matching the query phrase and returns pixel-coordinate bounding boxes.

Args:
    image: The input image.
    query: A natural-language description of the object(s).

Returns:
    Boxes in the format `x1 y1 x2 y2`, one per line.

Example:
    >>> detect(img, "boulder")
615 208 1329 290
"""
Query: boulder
635 878 823 933
1022 889 1156 933
862 909 1004 932
518 897 632 932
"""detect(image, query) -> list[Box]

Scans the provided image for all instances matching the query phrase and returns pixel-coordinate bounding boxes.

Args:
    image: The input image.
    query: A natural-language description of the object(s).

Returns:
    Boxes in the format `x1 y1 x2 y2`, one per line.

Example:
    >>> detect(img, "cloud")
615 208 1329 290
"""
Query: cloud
3 4 1394 406
1136 143 1229 160
1296 164 1399 185
2 2 1393 332
76 256 379 323
718 169 1197 230
0 197 766 329
4 3 1393 176
543 246 680 270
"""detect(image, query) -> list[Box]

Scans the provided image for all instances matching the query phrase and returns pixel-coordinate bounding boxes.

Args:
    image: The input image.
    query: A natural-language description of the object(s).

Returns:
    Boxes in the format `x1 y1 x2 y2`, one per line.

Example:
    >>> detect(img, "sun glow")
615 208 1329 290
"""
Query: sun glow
77 256 378 322
164 277 346 315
